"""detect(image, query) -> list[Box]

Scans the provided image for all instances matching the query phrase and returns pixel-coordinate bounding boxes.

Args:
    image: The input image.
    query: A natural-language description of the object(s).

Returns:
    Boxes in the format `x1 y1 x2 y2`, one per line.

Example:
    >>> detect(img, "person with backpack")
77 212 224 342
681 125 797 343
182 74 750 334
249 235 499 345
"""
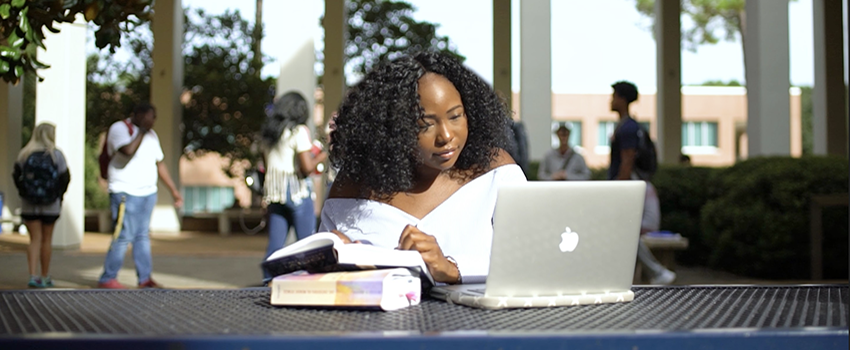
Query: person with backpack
97 103 183 289
12 123 70 288
259 91 328 281
538 124 590 181
609 81 675 285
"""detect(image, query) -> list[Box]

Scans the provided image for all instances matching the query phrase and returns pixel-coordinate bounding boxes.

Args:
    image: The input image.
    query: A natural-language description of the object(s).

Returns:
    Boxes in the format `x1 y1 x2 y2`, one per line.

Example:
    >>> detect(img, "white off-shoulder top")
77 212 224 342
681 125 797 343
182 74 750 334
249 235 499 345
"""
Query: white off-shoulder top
318 164 527 282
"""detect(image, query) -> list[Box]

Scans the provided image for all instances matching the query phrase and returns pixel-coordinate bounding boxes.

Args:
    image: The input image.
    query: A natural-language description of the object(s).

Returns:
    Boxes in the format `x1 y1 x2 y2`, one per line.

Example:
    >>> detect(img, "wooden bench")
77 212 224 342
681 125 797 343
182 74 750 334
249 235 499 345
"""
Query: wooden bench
84 209 112 233
0 215 22 233
215 208 266 236
634 235 689 283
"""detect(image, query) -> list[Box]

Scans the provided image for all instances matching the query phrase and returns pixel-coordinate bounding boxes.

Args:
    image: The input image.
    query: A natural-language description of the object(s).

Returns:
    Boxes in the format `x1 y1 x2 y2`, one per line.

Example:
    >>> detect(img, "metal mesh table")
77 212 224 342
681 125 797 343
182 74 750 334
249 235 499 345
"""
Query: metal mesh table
1 285 847 349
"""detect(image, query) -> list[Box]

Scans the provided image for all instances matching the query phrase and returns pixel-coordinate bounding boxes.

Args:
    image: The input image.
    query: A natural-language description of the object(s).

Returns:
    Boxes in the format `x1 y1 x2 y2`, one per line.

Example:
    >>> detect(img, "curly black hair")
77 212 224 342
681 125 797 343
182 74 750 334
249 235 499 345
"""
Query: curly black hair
330 51 512 200
260 91 310 149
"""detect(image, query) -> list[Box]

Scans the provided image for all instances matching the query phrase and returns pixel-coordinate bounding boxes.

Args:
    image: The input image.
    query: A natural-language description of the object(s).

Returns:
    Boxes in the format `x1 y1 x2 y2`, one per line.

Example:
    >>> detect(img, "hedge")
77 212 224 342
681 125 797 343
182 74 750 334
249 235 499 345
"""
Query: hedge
531 156 848 280
700 156 848 279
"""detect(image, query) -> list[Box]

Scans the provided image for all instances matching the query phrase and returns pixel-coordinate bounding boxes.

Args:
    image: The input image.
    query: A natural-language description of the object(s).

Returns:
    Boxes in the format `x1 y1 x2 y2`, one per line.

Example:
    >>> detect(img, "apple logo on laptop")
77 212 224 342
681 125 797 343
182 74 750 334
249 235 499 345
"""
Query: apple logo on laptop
559 226 579 252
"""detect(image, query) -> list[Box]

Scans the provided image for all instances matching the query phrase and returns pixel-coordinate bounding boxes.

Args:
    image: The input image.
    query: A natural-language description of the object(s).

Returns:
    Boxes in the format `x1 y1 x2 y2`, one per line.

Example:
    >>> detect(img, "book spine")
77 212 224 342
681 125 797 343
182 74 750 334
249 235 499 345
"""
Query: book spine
270 278 385 307
262 246 337 278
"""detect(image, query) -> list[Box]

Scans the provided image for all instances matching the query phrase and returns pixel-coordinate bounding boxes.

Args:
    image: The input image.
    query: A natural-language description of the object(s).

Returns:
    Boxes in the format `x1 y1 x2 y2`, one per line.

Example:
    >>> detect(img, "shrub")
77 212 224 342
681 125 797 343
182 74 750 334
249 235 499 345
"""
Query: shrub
700 156 848 280
651 165 719 266
84 140 110 210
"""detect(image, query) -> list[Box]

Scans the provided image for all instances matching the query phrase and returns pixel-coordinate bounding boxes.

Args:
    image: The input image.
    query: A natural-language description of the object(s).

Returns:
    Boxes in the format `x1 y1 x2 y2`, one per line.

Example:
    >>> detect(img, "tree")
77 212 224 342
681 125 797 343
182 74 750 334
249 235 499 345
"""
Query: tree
181 8 275 166
0 0 153 83
84 8 275 206
318 0 465 86
634 0 746 76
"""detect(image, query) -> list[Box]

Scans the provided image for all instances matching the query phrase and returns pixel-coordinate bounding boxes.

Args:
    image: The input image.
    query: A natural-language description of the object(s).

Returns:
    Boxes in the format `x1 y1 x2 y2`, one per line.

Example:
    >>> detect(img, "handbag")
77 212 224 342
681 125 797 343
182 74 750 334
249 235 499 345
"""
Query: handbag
245 168 265 195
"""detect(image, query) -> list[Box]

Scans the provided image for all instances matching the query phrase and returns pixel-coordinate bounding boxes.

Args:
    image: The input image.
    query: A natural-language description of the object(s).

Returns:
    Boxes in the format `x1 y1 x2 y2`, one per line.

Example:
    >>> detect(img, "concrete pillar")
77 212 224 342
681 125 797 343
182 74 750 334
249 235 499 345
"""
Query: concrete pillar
520 0 551 161
655 0 682 164
1 82 23 232
278 2 321 126
322 0 346 126
150 0 184 233
35 16 86 248
812 0 847 157
744 0 791 156
493 0 512 112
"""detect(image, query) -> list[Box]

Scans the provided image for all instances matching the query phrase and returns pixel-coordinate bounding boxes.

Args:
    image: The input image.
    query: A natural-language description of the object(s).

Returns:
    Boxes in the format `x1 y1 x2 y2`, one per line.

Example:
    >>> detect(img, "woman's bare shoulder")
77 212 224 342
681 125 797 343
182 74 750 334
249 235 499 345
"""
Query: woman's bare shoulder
490 148 516 169
327 177 364 199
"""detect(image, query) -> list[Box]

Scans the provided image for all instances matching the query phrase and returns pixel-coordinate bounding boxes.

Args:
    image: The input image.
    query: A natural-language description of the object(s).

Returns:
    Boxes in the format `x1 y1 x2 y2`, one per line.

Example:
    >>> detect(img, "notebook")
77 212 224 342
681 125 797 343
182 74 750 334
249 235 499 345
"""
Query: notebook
430 181 646 309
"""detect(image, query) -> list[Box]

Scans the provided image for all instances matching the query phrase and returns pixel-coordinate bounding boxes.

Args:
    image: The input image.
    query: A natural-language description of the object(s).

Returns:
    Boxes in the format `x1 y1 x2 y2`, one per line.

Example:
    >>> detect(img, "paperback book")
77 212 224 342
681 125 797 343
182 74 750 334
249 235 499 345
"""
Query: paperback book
269 268 421 311
262 231 435 290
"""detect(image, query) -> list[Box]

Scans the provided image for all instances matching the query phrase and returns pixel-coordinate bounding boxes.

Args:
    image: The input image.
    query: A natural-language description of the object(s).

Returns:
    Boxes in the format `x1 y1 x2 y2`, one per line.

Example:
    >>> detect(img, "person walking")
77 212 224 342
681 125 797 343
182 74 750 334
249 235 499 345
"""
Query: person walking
13 123 70 288
97 103 183 289
608 81 676 285
260 91 327 281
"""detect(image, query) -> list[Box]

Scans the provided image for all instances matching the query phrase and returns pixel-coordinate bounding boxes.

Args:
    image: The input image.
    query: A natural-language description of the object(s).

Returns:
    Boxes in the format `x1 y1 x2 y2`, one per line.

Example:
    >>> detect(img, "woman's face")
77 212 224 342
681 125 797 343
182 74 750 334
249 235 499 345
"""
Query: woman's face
415 73 468 172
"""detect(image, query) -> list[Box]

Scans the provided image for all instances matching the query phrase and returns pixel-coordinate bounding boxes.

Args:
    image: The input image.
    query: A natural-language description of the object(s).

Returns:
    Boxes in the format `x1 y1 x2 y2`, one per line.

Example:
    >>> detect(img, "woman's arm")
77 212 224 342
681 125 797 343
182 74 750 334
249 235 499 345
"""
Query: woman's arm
296 150 328 178
398 224 461 284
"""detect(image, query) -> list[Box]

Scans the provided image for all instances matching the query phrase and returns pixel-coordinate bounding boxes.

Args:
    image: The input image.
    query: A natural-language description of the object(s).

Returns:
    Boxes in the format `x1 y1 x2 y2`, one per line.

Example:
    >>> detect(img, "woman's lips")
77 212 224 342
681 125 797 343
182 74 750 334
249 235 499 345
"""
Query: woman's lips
435 148 456 159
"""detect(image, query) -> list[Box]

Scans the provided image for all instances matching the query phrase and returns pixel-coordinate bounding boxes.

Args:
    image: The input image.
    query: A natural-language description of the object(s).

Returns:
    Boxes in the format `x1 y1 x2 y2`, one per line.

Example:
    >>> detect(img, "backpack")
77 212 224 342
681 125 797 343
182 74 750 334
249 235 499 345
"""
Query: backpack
99 119 134 179
634 125 658 180
14 151 62 205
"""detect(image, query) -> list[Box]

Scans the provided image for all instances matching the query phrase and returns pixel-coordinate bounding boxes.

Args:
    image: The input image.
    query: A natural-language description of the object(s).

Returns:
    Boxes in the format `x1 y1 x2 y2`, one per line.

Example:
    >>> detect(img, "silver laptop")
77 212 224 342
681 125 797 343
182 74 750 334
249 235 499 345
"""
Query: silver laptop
430 181 646 309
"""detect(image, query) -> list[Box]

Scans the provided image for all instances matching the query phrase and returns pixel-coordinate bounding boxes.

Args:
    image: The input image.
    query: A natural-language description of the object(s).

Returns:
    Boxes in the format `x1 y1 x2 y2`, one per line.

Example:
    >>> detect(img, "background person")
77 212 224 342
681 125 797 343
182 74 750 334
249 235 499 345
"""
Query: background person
608 81 675 285
260 91 328 280
13 123 70 288
97 103 183 289
319 51 526 284
537 125 590 181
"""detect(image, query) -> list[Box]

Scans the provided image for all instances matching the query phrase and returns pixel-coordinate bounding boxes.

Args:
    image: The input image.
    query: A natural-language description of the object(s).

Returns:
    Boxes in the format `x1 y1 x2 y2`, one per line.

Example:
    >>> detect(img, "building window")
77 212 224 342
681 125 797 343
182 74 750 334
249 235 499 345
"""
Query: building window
183 186 236 215
551 121 582 149
682 121 718 154
596 121 651 154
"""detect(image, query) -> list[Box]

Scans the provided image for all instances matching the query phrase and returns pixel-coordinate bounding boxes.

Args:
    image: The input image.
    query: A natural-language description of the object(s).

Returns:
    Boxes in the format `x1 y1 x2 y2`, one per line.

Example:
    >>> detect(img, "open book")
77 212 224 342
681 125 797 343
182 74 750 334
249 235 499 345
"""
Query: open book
270 268 420 311
262 232 435 289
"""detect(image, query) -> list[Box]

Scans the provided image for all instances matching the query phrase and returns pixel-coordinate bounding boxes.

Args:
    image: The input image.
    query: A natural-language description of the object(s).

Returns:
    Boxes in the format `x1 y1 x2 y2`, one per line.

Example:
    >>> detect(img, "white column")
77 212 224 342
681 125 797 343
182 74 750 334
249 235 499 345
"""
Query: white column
493 0 512 112
277 4 321 123
1 82 23 232
150 0 184 233
812 0 847 156
323 0 346 126
744 0 791 156
35 16 86 248
655 0 682 164
520 0 551 161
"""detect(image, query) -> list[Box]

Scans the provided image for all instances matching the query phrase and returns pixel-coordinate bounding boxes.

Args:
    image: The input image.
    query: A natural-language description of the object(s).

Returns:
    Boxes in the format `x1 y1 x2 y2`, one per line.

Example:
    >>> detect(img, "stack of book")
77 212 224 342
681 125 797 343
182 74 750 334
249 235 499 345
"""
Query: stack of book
263 232 432 311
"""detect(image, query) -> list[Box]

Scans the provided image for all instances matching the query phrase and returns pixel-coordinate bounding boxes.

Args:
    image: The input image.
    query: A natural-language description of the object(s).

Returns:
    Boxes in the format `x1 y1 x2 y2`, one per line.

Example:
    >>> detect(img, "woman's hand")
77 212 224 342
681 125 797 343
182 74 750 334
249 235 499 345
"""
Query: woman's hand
331 229 353 244
398 225 460 284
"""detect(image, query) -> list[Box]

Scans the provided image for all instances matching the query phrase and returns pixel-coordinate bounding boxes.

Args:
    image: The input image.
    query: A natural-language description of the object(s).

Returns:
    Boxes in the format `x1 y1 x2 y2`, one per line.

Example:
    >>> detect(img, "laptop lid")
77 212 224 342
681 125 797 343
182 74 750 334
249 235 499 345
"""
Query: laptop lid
484 181 645 297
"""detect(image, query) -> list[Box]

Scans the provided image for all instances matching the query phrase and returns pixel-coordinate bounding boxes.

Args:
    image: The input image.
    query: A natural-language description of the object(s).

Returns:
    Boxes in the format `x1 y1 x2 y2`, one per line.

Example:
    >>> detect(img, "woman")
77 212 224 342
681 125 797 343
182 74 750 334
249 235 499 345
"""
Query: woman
319 52 527 284
260 91 328 279
13 123 70 288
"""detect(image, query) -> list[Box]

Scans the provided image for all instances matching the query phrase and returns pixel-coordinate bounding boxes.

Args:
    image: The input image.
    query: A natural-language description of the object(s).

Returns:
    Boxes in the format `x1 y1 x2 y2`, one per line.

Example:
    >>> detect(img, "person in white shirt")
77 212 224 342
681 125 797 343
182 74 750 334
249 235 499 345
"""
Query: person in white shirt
319 52 527 284
260 91 328 280
538 125 591 181
97 103 182 289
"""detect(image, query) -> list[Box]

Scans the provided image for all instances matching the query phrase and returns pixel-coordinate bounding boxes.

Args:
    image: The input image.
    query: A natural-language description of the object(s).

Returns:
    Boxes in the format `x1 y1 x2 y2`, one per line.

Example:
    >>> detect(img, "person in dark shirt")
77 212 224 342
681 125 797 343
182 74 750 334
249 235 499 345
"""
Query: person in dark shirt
608 81 676 285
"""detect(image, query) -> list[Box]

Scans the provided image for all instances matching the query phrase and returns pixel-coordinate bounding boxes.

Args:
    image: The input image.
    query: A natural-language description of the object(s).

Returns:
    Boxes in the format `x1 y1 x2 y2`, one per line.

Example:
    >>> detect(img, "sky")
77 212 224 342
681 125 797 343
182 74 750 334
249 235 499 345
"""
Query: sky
99 0 844 93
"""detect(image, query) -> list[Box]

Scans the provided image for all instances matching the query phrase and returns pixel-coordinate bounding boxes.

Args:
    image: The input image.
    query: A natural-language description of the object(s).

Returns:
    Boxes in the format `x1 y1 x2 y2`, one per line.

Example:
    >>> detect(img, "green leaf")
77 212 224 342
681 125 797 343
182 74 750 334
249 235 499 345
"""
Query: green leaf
14 65 23 78
0 4 11 19
8 31 24 48
31 57 50 69
0 60 9 74
11 0 25 8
